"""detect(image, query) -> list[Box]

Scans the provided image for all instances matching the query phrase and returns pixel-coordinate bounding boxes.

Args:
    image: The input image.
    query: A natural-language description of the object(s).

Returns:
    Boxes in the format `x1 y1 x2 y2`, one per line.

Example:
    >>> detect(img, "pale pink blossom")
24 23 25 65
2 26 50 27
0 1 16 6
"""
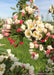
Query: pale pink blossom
34 44 39 48
15 19 20 24
4 33 9 37
13 15 18 20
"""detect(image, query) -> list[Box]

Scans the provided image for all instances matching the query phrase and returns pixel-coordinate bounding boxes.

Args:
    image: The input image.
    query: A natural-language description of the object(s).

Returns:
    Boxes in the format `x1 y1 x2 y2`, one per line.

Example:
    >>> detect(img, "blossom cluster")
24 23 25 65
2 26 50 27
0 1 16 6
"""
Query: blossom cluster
0 49 34 75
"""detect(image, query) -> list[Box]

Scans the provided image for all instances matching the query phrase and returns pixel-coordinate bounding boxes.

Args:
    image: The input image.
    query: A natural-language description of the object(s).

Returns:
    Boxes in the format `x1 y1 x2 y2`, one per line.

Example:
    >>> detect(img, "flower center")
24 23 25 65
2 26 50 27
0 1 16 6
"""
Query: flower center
34 32 38 36
29 25 33 28
27 31 30 36
0 68 4 71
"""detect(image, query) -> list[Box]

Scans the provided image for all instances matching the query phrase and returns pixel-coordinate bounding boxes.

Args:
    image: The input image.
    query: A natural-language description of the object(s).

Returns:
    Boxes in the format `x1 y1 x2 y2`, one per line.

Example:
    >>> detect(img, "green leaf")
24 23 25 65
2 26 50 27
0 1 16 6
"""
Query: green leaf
10 7 16 10
12 12 17 16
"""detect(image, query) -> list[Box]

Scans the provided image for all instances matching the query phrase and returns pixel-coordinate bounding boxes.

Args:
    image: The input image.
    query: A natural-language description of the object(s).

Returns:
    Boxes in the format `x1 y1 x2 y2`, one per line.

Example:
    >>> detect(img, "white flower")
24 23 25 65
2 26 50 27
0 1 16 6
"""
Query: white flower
25 6 30 12
10 57 18 62
25 63 30 69
10 64 15 71
48 59 53 64
47 45 53 50
3 24 11 30
31 53 39 60
28 24 34 30
39 44 44 51
25 19 32 25
25 6 35 14
36 27 43 33
3 24 7 29
21 9 25 13
29 66 34 72
5 18 13 24
28 8 35 14
29 66 34 75
45 23 50 28
0 34 3 39
25 29 32 38
43 28 47 33
37 34 42 40
29 70 34 75
25 19 35 30
34 53 39 60
29 42 34 48
21 24 26 30
0 56 4 62
8 53 14 57
6 24 11 30
48 25 53 31
32 31 39 38
7 49 11 54
0 63 6 75
36 20 44 27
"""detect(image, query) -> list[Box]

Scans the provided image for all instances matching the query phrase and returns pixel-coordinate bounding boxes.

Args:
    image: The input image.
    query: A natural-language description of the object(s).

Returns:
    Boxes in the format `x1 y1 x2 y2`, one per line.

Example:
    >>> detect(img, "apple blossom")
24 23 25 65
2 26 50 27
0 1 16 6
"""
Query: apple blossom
29 42 34 48
47 45 53 50
5 18 12 24
13 15 18 20
15 19 20 24
21 24 26 30
46 32 50 37
39 44 44 51
6 24 11 30
0 34 3 39
1 29 5 34
34 44 39 48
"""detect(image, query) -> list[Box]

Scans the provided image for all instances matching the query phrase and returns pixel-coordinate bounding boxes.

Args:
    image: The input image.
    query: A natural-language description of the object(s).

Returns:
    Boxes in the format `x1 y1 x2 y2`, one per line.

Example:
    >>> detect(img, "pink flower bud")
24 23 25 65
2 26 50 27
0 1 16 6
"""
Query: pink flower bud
19 42 24 45
32 52 36 57
4 33 9 37
50 35 54 39
13 15 18 20
22 12 25 16
20 20 23 24
41 40 45 43
14 44 18 47
45 37 48 40
46 32 50 37
33 41 37 44
17 28 21 32
46 49 51 54
1 29 5 34
6 25 11 30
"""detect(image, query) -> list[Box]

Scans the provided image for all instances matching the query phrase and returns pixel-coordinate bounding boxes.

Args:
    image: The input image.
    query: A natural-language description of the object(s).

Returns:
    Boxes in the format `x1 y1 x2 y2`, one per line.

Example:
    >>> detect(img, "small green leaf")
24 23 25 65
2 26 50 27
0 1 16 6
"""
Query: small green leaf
10 7 16 10
12 12 17 16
